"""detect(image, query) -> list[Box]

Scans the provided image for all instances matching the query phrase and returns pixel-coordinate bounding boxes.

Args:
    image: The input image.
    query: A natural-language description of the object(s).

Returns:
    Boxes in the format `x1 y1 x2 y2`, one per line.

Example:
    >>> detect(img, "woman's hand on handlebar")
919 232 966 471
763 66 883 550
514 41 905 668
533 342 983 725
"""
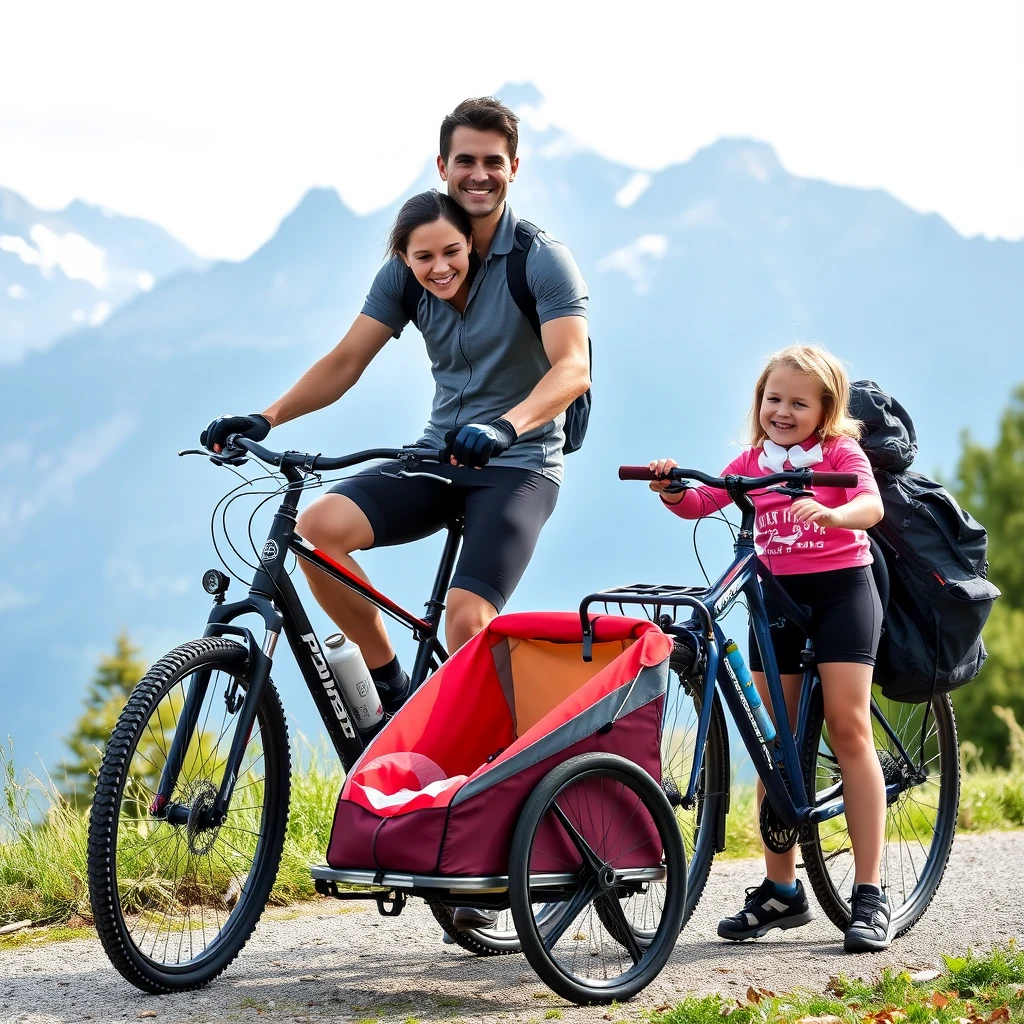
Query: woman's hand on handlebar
200 413 271 454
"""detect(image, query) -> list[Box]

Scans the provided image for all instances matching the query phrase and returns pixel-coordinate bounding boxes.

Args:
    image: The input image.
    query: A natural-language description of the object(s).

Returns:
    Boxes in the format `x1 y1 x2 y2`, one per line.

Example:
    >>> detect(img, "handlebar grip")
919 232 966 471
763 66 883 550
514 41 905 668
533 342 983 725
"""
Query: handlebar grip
618 466 657 481
811 471 858 487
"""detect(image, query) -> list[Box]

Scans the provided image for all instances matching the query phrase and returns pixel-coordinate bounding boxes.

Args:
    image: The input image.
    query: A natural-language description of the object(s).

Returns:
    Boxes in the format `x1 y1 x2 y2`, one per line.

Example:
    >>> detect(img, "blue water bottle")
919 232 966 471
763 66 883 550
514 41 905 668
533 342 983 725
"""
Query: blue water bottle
724 640 777 742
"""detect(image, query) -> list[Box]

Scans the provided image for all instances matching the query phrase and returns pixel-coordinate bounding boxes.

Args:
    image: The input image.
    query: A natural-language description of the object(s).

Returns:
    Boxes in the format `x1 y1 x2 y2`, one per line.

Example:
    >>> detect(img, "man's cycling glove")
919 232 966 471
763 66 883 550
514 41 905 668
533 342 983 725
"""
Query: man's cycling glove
445 418 518 468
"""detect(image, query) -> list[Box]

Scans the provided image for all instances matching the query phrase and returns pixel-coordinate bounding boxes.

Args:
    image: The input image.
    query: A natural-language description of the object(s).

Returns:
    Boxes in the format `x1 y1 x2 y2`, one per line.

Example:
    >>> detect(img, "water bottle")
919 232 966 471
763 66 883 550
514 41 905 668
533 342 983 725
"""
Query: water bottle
723 639 777 743
323 633 384 734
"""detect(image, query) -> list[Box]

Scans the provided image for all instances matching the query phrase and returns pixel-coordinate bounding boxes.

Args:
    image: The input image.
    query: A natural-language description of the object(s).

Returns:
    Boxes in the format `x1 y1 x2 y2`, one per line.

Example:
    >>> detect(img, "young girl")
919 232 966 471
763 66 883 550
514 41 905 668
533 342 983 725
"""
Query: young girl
649 344 890 953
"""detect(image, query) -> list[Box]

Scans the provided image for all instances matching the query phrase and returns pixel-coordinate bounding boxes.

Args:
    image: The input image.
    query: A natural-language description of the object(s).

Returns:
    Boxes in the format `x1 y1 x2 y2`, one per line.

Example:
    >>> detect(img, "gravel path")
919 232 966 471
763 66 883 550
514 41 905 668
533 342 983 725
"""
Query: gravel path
2 832 1021 1024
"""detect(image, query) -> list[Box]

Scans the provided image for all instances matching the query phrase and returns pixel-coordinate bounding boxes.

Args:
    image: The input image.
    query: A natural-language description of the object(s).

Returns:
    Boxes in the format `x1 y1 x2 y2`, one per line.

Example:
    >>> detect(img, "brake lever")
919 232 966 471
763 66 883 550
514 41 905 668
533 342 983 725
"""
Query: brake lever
765 484 815 500
177 447 248 466
379 468 452 485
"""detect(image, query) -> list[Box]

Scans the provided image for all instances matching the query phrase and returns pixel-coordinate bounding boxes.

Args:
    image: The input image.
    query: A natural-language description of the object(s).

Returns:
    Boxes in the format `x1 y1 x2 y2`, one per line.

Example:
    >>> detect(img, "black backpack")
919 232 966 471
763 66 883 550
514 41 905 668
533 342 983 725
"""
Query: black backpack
401 219 592 454
849 380 1001 703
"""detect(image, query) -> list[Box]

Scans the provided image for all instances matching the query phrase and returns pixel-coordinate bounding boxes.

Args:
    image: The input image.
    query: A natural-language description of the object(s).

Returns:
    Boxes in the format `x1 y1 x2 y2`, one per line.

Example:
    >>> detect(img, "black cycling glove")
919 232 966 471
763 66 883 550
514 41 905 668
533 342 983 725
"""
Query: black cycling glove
445 418 518 468
200 413 271 452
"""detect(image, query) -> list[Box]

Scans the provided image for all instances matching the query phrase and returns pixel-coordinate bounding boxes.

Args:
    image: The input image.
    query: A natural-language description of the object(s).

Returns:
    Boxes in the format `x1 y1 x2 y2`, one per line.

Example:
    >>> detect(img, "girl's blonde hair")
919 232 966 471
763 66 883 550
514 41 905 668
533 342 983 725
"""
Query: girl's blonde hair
747 344 861 446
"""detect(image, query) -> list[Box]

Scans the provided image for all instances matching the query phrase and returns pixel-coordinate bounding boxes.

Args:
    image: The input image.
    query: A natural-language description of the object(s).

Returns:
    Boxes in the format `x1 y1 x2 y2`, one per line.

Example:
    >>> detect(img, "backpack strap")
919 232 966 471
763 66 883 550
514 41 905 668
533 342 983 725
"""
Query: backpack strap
506 220 543 341
401 266 424 330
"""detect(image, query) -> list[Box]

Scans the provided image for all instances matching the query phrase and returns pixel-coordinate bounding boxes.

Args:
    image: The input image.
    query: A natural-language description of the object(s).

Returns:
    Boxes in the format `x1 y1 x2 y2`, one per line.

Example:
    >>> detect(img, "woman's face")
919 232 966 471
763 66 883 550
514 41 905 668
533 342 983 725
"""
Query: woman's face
402 219 473 301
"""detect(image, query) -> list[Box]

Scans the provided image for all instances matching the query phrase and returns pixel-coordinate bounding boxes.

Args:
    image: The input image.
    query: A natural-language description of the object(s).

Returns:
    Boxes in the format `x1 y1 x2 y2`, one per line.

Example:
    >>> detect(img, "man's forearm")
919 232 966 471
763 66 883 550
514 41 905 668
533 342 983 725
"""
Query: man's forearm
503 356 590 437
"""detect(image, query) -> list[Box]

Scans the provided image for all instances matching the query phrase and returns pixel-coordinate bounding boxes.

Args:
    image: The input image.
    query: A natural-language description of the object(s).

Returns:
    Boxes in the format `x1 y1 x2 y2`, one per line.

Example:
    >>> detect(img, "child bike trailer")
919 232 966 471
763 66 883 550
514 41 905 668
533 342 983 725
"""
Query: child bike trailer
315 612 686 1005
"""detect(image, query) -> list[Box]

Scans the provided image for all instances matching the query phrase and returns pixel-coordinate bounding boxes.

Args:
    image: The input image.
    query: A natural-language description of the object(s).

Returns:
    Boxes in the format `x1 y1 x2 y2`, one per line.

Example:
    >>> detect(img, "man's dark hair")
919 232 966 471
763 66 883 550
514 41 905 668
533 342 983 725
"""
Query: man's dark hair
388 189 473 259
439 97 520 163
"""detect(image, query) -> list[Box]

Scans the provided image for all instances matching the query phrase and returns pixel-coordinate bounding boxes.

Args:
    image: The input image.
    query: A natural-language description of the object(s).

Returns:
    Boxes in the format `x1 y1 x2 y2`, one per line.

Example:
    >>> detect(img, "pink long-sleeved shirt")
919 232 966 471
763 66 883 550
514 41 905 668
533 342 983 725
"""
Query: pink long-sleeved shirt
664 435 880 575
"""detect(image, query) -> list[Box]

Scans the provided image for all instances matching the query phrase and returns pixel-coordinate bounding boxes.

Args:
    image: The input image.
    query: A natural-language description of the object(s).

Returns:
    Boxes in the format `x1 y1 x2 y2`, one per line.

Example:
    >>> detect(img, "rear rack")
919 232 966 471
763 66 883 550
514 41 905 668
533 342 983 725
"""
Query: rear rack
579 583 715 660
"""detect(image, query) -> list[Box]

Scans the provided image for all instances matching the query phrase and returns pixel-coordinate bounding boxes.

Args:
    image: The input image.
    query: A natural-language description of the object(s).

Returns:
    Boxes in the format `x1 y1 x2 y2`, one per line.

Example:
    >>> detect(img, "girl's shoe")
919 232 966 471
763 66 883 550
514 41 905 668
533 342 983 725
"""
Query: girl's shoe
717 879 815 940
844 884 891 952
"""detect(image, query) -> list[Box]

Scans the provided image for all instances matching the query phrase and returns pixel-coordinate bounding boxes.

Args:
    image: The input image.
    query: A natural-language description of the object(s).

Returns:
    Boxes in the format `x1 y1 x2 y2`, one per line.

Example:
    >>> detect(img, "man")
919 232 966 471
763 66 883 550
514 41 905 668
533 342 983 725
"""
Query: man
201 96 589 716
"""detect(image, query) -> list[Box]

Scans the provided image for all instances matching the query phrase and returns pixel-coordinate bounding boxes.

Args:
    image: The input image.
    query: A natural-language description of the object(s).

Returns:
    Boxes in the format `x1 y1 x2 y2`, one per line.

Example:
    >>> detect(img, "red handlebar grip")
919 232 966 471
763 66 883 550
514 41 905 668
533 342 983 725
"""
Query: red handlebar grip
618 466 656 481
811 471 859 487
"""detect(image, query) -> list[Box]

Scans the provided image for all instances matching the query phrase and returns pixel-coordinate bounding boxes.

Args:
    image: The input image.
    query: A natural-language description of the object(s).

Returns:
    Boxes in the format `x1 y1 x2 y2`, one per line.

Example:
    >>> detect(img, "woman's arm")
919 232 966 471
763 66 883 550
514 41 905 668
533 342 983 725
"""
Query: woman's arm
261 314 393 427
500 315 590 436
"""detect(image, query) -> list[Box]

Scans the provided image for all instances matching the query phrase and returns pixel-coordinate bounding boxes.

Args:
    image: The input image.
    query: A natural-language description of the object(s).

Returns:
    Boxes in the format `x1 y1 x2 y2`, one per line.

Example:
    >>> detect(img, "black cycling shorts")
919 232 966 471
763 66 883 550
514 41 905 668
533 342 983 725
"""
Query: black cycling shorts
747 565 882 674
328 462 559 612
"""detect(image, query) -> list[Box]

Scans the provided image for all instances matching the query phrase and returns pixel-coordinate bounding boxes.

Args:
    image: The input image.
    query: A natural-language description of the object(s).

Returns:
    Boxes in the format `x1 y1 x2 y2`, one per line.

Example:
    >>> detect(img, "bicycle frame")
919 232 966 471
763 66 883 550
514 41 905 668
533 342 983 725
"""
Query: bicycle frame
582 471 929 833
153 444 457 825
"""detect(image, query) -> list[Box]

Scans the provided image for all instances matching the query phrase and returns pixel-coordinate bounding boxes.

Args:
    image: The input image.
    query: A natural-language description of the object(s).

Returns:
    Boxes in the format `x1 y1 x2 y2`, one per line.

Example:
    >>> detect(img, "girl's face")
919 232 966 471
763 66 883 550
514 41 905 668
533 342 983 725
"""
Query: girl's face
402 219 473 301
759 366 824 446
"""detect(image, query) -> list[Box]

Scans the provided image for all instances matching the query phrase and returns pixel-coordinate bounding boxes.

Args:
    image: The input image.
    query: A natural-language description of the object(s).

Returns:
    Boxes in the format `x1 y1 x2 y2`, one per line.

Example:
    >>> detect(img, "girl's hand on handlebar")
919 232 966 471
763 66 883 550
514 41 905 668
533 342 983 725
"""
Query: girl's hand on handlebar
791 497 846 527
648 459 687 503
647 459 678 491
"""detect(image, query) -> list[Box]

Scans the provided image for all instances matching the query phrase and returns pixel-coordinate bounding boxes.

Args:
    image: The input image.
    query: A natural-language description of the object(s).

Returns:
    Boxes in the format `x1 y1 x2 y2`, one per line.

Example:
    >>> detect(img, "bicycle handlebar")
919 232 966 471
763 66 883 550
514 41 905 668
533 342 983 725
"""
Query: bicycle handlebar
617 465 859 489
223 435 446 472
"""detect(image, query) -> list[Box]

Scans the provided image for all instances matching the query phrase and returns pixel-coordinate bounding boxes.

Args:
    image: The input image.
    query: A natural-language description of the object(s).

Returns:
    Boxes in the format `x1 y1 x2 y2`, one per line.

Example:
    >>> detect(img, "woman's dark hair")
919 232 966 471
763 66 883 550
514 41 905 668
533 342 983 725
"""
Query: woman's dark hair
387 190 473 260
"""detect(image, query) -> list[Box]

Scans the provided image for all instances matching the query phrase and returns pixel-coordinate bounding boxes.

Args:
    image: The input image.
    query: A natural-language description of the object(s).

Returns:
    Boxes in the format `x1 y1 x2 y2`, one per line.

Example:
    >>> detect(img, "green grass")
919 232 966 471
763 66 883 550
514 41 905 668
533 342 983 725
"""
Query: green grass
647 941 1024 1024
0 736 344 929
720 760 1024 860
1 731 1023 930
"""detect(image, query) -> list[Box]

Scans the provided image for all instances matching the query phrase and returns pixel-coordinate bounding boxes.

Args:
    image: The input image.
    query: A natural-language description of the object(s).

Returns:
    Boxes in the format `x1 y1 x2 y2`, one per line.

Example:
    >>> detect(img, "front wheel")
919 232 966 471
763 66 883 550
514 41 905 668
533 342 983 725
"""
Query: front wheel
88 638 291 992
798 686 959 936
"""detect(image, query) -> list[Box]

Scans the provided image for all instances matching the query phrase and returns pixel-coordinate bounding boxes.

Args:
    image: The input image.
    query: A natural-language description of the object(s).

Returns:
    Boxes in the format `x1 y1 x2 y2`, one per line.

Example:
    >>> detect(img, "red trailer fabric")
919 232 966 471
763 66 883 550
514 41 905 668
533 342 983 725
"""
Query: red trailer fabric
326 612 672 875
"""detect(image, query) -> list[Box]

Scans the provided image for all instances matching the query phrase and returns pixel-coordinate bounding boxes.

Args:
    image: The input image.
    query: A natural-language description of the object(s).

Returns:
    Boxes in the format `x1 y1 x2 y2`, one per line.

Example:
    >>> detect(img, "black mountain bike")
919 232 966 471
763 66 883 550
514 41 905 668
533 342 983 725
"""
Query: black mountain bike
87 439 470 991
86 437 709 993
584 464 960 939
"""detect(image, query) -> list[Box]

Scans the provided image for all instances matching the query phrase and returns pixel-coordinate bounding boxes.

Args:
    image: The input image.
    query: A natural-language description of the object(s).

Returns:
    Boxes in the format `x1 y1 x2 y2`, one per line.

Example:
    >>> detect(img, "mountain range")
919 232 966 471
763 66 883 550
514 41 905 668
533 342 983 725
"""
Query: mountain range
2 84 1021 778
0 187 205 364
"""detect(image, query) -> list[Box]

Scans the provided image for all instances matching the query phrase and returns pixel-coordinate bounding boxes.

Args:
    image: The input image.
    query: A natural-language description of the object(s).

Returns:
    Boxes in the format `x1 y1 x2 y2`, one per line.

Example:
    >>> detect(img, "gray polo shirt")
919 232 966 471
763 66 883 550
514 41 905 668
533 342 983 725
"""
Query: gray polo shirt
361 204 588 485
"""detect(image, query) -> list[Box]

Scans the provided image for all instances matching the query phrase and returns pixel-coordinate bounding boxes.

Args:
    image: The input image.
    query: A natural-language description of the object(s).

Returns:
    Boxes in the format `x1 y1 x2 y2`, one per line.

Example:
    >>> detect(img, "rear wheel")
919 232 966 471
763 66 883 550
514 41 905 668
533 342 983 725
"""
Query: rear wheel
799 687 959 936
663 638 728 924
88 638 290 992
508 753 686 1005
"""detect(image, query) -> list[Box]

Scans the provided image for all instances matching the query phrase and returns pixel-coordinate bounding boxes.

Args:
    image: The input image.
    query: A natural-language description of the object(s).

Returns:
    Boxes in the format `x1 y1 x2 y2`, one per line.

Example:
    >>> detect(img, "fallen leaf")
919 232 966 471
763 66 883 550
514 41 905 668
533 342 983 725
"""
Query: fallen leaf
931 993 950 1008
746 986 761 1004
987 1009 1010 1023
911 969 941 983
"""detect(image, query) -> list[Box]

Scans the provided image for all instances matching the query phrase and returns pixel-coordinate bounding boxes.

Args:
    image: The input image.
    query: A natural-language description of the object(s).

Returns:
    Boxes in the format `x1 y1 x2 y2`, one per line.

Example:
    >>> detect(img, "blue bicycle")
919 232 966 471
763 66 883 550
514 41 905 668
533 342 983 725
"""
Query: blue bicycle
580 463 959 938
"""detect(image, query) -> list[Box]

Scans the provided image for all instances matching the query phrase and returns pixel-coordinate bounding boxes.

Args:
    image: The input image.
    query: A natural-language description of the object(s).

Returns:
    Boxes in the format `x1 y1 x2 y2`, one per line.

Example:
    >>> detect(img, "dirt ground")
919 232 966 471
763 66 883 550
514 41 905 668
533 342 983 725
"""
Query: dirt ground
1 832 1021 1024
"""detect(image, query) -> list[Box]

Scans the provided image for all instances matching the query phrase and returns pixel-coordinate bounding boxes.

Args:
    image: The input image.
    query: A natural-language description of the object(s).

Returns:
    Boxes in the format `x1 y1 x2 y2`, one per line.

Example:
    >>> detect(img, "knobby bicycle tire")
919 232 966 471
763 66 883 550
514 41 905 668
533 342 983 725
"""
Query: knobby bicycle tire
798 685 959 936
88 638 291 993
665 643 728 926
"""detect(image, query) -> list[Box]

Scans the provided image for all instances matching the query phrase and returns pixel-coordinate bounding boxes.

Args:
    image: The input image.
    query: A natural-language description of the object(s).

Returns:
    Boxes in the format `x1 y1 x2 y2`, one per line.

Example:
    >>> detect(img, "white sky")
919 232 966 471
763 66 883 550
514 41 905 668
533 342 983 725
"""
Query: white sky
3 0 1022 261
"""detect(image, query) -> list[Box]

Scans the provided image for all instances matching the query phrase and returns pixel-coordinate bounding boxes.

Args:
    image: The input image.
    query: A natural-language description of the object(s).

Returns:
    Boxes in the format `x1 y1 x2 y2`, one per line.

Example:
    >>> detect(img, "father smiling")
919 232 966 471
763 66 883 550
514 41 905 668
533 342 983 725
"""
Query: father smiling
200 96 590 723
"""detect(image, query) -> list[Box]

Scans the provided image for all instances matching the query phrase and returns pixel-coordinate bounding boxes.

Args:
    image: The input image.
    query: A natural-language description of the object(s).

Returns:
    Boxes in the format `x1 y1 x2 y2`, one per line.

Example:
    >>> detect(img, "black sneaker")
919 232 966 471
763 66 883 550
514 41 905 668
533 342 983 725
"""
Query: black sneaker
452 907 499 930
717 879 815 940
376 670 411 717
844 884 891 952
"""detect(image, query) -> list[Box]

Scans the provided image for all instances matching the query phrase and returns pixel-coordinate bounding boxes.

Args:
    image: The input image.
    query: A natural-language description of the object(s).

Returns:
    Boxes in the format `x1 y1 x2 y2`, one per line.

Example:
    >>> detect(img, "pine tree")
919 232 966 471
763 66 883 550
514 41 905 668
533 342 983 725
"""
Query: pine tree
951 384 1024 765
62 632 146 807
